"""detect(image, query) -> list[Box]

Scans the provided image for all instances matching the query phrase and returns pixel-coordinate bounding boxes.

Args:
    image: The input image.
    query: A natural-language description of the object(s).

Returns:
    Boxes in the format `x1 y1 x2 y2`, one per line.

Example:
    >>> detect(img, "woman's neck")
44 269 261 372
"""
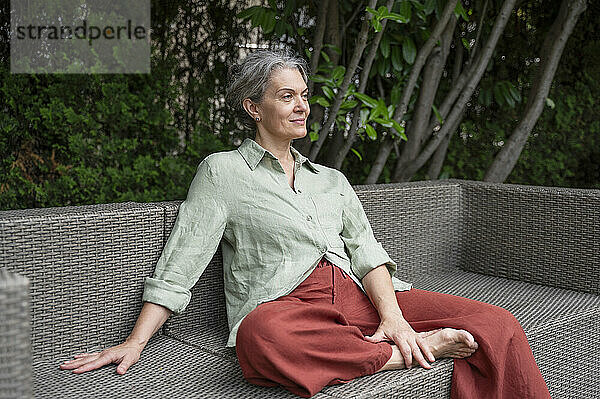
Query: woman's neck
254 134 295 165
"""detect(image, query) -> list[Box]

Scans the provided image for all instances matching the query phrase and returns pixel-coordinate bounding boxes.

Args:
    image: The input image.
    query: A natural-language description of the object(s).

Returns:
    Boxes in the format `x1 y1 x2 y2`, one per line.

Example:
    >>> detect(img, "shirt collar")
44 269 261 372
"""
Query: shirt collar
237 137 320 174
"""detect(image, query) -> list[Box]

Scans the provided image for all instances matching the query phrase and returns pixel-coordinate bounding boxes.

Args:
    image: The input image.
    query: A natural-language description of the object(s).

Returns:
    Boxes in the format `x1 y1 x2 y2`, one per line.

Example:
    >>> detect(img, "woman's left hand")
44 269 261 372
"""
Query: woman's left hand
364 314 437 370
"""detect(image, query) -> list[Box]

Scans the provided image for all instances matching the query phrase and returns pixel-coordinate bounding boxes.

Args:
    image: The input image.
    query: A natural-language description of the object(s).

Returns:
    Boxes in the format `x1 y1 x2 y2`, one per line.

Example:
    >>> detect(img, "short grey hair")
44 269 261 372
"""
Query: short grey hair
225 48 310 131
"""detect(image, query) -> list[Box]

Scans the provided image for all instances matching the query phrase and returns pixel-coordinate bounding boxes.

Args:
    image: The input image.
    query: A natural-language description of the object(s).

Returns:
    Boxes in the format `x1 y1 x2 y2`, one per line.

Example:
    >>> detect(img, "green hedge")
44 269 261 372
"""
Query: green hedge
0 64 228 210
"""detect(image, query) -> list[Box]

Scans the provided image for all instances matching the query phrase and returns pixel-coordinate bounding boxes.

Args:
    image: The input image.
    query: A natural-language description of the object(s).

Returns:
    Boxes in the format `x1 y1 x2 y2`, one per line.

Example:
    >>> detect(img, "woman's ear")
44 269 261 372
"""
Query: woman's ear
242 98 260 121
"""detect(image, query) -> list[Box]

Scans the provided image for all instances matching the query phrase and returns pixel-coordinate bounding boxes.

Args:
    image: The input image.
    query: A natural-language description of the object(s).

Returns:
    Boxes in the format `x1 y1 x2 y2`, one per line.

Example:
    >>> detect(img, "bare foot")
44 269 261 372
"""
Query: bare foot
426 328 478 359
377 328 478 372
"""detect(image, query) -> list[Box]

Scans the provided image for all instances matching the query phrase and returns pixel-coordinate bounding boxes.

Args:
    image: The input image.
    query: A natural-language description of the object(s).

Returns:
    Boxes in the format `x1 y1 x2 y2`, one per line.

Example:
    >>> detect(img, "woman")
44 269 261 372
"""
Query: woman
60 49 550 399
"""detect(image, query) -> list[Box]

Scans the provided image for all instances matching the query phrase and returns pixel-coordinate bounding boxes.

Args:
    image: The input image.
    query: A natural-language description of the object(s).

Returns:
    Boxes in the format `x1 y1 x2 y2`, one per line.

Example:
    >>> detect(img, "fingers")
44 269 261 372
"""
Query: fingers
409 338 431 370
394 335 433 370
416 335 436 364
73 352 100 359
59 353 101 370
397 341 413 369
116 353 138 375
364 329 386 343
72 352 116 374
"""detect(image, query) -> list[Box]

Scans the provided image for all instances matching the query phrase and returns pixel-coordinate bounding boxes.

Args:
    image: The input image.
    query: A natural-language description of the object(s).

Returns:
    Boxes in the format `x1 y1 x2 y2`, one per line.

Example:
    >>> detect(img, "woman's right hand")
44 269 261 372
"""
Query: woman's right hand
59 340 144 375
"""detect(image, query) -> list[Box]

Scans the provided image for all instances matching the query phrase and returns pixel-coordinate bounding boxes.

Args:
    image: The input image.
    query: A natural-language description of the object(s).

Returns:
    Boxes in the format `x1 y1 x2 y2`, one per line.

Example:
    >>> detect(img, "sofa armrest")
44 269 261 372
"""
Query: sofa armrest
0 269 32 398
457 180 600 295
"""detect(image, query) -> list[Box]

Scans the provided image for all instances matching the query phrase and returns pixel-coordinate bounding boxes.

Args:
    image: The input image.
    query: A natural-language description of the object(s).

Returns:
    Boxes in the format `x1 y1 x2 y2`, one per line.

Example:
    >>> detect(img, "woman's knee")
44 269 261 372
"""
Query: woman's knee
237 301 293 351
238 304 273 344
486 304 522 329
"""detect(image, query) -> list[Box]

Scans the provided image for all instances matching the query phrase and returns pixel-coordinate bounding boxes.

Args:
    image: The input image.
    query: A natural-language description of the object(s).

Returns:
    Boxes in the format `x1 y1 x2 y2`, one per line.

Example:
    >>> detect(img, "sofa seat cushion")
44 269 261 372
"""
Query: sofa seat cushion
415 270 600 398
142 271 600 398
37 334 454 398
37 336 302 398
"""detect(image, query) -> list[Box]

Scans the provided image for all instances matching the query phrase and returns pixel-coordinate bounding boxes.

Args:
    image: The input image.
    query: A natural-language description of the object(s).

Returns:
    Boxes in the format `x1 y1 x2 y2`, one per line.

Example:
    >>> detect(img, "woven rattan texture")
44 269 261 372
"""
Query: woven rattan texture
459 181 600 295
0 204 166 360
354 182 461 281
0 269 32 399
42 334 452 399
44 335 309 398
3 179 600 398
416 270 600 398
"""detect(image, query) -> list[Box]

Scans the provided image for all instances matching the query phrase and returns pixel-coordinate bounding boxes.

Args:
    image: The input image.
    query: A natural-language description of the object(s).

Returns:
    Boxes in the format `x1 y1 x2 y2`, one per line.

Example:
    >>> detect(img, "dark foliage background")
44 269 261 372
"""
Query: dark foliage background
0 0 598 210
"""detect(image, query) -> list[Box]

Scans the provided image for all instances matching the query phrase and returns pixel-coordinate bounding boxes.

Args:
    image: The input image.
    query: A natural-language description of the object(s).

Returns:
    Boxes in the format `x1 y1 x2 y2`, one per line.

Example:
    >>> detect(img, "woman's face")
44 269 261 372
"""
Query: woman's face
254 68 310 140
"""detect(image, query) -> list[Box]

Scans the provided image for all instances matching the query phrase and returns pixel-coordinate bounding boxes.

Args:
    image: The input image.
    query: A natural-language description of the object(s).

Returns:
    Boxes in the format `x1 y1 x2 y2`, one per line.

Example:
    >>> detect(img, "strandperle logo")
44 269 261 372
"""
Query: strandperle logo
14 19 147 44
11 0 150 74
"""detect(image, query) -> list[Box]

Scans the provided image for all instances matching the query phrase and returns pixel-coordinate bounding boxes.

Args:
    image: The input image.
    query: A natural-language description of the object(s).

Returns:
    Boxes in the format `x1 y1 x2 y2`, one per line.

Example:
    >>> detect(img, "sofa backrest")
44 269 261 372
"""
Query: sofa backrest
0 180 463 357
0 203 167 360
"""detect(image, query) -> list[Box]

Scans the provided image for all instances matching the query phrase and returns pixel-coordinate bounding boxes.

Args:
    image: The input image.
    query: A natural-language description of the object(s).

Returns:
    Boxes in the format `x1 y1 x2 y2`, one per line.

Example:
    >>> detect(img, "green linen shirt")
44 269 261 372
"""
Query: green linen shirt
142 137 412 347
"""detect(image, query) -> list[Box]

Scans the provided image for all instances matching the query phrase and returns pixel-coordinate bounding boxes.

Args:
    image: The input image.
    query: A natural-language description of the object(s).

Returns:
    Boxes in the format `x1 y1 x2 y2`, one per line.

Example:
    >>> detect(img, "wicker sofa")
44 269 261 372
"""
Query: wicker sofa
1 178 599 398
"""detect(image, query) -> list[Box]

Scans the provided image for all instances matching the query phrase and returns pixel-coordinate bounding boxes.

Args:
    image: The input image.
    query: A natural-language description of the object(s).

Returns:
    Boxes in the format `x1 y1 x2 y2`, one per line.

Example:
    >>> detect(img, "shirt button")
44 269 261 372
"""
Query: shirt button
306 215 312 221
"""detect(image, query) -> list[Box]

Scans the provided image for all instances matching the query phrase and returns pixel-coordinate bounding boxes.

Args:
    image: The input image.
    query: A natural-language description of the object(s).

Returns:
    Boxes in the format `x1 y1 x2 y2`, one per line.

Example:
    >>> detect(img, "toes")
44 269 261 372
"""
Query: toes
452 349 476 358
459 330 475 344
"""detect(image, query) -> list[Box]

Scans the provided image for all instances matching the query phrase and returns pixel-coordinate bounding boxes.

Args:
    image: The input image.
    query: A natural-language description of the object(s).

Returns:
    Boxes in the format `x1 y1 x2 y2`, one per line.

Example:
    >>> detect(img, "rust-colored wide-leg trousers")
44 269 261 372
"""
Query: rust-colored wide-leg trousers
236 257 551 398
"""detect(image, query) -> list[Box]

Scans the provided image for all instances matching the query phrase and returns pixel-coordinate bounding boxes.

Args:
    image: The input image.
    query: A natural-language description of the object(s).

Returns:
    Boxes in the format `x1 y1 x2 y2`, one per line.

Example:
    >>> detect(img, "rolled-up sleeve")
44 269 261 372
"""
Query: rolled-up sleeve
142 156 227 314
339 173 397 281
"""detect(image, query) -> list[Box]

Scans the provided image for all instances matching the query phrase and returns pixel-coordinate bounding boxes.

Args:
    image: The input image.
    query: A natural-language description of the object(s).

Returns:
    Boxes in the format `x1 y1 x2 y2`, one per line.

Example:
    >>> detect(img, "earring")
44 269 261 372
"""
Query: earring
255 117 260 122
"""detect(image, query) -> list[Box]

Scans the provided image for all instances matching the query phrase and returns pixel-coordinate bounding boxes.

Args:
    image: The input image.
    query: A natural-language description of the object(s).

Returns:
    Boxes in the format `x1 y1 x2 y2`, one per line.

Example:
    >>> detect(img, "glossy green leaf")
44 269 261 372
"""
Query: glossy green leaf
309 95 330 107
373 117 393 127
391 46 403 72
386 12 409 23
350 148 363 161
332 66 346 83
360 108 370 126
372 19 383 32
354 92 378 108
322 86 335 100
366 6 379 17
377 99 390 118
424 0 436 15
462 38 470 50
236 6 261 20
340 99 359 110
493 84 504 106
309 75 328 83
322 43 342 55
275 21 286 36
454 2 469 21
381 34 390 58
505 93 515 108
283 0 295 16
403 37 416 64
509 84 522 102
400 1 412 21
365 124 377 140
432 104 443 124
262 11 277 33
390 120 407 140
